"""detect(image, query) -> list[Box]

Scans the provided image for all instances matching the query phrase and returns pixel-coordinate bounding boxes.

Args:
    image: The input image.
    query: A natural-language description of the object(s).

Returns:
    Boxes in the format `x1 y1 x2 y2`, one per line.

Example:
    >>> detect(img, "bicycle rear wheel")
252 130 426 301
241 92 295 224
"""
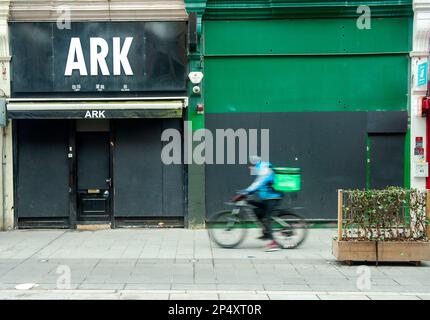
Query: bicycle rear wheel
207 210 248 249
272 210 308 249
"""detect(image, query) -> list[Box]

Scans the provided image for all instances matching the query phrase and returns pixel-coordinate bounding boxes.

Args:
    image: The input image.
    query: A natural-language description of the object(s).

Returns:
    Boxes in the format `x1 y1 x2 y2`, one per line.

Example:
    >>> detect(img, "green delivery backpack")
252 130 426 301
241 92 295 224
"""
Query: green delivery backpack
272 167 301 193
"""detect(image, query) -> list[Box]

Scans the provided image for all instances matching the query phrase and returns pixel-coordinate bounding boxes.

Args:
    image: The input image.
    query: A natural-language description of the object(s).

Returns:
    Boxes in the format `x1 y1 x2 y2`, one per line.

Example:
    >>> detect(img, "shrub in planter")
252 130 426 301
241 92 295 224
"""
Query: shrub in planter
333 187 430 263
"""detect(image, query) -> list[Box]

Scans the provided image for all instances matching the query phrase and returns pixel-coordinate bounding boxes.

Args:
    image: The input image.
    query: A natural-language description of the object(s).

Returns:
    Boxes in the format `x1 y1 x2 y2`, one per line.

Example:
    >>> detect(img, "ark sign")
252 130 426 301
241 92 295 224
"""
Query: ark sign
10 21 187 94
65 37 134 76
85 110 106 119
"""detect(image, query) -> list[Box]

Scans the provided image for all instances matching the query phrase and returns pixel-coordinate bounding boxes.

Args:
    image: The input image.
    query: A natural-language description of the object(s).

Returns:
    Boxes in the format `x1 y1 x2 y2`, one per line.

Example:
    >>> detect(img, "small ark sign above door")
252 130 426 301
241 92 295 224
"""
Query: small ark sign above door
85 110 106 119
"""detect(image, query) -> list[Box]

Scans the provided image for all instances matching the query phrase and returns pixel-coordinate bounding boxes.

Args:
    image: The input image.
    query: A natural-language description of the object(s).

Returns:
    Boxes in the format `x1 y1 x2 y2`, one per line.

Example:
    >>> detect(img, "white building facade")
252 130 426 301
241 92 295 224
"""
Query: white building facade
411 0 430 191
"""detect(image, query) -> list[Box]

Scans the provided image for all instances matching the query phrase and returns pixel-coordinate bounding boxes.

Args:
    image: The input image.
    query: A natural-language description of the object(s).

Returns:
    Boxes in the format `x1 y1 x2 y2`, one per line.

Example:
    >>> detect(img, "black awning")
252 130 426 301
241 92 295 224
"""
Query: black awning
7 100 185 119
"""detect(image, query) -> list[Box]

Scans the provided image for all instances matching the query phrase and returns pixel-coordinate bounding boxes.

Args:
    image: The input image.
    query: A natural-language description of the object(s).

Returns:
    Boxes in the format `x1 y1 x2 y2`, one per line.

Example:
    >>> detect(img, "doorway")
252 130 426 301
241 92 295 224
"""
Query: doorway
368 133 405 189
76 120 112 222
15 120 70 228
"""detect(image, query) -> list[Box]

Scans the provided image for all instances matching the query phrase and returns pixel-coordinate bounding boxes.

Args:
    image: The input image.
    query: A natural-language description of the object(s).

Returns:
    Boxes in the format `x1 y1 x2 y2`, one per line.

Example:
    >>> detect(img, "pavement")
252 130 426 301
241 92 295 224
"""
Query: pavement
0 228 429 300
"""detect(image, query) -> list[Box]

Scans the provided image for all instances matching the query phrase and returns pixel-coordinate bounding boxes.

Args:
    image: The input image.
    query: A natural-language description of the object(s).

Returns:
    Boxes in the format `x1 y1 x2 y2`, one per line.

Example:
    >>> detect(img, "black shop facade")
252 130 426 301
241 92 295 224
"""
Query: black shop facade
8 22 187 229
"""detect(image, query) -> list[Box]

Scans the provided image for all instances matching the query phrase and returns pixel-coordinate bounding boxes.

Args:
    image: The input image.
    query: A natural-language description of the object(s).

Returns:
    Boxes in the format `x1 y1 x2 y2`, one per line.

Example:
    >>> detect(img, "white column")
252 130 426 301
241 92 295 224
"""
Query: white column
0 0 12 231
410 0 430 190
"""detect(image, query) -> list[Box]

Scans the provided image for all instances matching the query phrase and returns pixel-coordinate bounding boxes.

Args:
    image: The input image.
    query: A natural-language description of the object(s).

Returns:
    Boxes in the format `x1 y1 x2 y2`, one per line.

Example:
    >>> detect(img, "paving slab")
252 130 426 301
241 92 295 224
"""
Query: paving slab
218 293 270 300
0 228 429 299
317 294 370 300
268 294 319 300
216 284 265 291
171 284 218 291
124 283 172 290
367 295 421 300
170 293 219 300
120 293 170 300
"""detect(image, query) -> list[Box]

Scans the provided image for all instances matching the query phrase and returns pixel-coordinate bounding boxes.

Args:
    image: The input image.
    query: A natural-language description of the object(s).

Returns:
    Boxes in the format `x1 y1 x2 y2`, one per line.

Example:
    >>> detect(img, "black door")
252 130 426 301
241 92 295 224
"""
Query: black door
76 131 111 221
369 134 405 189
16 120 70 228
113 119 185 220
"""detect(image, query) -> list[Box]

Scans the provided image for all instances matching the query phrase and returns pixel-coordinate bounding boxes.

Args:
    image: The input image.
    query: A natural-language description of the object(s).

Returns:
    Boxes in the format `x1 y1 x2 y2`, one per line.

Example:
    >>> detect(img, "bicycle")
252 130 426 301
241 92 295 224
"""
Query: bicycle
207 194 308 249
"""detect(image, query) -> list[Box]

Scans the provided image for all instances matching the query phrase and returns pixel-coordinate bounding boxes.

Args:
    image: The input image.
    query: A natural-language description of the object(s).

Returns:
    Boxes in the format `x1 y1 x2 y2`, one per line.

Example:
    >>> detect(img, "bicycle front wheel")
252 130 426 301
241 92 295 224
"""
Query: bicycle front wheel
272 211 308 249
207 210 248 249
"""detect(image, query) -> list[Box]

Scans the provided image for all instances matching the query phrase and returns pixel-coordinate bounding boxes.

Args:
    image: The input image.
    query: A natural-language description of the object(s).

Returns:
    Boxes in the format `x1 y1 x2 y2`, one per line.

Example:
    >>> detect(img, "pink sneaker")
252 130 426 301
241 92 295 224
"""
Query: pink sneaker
265 240 280 252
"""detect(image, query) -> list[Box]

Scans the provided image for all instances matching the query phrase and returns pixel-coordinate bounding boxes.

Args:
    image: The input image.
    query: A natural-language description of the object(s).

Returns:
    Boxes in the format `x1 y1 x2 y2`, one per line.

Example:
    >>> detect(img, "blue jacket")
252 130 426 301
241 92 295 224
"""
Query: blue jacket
245 161 283 200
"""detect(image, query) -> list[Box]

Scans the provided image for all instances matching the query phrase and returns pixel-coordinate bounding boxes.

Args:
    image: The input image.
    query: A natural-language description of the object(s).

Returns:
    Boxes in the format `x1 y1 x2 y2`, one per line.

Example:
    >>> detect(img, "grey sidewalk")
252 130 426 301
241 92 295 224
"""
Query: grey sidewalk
0 228 429 300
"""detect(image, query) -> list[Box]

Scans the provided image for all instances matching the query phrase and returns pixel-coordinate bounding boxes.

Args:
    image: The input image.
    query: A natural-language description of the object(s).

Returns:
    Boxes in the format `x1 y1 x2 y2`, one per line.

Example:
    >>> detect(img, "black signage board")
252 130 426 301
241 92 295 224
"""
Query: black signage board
10 22 187 97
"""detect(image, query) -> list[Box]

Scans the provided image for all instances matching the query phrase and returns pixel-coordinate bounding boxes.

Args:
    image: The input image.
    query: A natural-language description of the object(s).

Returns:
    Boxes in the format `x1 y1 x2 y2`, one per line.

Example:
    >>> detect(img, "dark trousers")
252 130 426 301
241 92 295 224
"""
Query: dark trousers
249 199 280 240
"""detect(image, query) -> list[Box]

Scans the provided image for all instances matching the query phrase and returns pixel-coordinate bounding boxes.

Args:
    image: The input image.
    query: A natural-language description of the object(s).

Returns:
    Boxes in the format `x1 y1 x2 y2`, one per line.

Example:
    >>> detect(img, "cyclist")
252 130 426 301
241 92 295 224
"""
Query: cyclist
238 155 283 251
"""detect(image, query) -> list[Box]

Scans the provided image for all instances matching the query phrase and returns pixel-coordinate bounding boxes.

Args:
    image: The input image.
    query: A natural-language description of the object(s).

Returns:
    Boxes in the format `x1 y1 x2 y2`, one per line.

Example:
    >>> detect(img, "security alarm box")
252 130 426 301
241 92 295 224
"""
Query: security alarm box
414 162 429 178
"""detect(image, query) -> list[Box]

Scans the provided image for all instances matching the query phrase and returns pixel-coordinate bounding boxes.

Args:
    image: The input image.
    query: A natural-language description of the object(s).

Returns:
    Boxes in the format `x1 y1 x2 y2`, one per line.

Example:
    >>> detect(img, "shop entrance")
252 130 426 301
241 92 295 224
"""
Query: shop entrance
13 117 186 229
76 120 112 222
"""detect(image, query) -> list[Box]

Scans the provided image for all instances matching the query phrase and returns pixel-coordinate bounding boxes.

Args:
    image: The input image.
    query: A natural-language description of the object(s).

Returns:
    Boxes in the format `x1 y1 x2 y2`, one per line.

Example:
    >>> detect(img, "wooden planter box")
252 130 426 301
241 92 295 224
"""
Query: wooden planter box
333 239 430 263
334 189 430 264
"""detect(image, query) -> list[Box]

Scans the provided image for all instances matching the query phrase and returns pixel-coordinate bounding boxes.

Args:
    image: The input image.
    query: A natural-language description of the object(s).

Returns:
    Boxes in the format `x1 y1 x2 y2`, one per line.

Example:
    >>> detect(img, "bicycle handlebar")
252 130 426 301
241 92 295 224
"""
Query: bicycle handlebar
232 194 247 202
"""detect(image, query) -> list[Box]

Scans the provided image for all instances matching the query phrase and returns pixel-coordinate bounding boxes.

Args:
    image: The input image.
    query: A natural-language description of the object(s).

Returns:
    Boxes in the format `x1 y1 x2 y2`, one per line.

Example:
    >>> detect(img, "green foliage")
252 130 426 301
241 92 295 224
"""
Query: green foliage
342 187 428 242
